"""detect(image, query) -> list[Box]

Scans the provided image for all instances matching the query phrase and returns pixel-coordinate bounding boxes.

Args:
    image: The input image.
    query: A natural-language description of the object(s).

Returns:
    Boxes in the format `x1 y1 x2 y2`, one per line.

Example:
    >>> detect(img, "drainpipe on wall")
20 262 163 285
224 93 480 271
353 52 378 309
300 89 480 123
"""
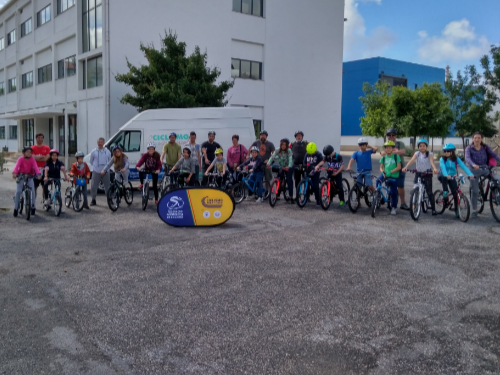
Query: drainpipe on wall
105 0 111 141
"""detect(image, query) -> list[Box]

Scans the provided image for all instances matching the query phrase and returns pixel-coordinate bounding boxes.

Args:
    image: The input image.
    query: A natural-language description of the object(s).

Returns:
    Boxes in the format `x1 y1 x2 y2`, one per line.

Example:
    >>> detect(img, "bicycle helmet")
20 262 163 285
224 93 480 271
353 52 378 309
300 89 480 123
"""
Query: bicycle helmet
323 145 334 156
208 130 216 136
417 139 428 147
214 148 223 155
442 143 456 151
169 132 177 138
386 127 398 136
250 146 259 152
147 142 156 149
280 138 290 145
49 148 60 156
112 145 122 153
358 137 368 145
384 140 396 147
306 142 317 155
294 131 304 138
260 130 268 136
75 151 85 158
22 146 33 153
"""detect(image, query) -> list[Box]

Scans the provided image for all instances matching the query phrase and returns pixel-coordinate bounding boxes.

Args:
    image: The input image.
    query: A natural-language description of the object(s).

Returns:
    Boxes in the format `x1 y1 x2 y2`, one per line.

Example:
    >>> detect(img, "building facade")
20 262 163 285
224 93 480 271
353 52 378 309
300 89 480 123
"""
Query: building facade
341 57 445 148
0 0 344 162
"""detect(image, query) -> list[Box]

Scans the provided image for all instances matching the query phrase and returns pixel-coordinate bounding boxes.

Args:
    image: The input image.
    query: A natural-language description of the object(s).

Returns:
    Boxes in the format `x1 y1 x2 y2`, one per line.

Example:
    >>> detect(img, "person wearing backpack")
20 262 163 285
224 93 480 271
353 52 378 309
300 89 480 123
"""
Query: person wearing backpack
377 141 401 215
465 132 500 218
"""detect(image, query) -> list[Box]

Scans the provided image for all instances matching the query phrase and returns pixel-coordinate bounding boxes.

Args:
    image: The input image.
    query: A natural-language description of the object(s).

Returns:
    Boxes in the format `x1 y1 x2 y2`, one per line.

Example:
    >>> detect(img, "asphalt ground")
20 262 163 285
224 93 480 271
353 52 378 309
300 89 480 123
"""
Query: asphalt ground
1 160 500 374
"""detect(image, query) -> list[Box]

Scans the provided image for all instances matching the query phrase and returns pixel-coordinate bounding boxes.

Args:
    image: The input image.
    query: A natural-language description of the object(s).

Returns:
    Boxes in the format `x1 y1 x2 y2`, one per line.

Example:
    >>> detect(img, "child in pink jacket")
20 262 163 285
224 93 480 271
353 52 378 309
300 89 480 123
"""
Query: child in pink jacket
12 146 41 217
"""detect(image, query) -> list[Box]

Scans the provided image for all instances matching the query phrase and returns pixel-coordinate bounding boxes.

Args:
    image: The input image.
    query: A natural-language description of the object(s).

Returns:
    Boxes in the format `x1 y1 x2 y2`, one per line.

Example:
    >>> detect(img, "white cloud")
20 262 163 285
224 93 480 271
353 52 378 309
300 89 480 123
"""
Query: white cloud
418 19 490 63
0 0 9 8
343 0 396 61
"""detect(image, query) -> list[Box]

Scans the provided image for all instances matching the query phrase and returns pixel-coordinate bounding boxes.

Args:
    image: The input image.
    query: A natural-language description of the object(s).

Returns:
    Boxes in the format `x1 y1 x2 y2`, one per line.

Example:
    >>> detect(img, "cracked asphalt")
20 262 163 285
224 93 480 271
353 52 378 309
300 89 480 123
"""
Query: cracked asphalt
1 162 500 374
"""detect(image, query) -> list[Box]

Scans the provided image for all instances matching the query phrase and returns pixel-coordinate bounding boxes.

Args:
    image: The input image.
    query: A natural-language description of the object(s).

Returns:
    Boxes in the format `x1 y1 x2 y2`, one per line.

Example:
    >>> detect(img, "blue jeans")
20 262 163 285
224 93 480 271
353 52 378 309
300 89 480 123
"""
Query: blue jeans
357 170 373 187
285 168 294 197
377 174 398 209
249 171 263 197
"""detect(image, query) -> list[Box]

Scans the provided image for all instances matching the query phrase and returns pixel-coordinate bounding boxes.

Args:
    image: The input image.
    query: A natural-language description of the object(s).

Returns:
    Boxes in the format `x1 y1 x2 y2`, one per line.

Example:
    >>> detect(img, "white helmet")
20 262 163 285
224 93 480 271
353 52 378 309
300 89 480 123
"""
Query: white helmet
147 142 156 149
250 146 259 152
357 137 368 145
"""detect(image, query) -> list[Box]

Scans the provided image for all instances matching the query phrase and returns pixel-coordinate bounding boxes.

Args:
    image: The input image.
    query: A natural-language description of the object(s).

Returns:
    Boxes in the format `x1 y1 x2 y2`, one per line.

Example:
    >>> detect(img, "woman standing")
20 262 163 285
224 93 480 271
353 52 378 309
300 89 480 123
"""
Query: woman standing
227 135 248 178
101 146 129 184
465 132 500 217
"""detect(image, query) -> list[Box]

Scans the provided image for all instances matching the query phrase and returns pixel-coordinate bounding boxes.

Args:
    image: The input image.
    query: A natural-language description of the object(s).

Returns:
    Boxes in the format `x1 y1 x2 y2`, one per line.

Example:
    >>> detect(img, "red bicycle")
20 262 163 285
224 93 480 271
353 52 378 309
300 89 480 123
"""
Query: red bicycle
268 165 291 207
319 168 350 210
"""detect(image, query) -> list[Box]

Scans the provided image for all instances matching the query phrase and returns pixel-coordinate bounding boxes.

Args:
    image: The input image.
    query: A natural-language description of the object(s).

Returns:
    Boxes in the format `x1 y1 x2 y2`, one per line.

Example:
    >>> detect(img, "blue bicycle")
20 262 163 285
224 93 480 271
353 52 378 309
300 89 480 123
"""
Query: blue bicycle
43 178 64 216
235 167 270 203
371 173 396 218
296 166 319 208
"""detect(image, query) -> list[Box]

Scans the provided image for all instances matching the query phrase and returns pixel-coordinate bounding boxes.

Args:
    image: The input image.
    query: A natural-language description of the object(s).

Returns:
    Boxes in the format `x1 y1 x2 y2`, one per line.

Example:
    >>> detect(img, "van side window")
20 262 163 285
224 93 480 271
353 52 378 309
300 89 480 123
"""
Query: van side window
107 131 141 152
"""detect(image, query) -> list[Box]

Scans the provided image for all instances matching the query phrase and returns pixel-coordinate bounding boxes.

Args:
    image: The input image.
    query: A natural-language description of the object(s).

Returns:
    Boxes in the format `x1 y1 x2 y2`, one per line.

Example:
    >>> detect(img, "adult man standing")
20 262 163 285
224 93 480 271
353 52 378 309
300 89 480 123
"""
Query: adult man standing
380 128 409 210
31 133 50 197
160 133 182 171
89 137 112 206
186 131 201 181
290 130 308 199
249 130 275 186
201 130 221 185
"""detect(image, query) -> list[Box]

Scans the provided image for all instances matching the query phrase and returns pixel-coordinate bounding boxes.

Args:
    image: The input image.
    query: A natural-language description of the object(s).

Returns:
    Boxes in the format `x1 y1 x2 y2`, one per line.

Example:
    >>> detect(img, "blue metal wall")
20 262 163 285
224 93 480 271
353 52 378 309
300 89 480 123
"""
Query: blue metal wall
341 57 446 136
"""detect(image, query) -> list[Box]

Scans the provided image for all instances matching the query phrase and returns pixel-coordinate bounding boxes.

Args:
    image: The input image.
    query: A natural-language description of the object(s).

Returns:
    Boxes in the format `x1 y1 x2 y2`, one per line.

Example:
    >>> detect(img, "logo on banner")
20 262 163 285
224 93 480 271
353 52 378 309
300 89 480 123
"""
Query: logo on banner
201 196 223 208
166 196 185 220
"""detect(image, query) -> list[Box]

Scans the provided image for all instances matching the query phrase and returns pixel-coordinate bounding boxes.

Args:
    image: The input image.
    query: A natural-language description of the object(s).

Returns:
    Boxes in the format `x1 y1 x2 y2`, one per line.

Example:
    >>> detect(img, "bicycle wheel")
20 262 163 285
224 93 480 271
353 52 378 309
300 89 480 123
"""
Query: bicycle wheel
348 186 360 213
457 193 470 222
73 188 84 212
433 190 446 214
296 180 308 208
489 187 500 223
142 183 149 211
371 190 381 218
320 181 331 210
54 193 62 217
193 180 201 187
342 179 350 200
282 180 291 202
363 187 373 207
24 190 31 221
107 187 119 211
262 180 271 200
161 175 170 193
19 196 24 215
124 182 134 205
422 191 429 214
469 186 484 214
410 188 422 221
269 180 278 207
65 187 73 208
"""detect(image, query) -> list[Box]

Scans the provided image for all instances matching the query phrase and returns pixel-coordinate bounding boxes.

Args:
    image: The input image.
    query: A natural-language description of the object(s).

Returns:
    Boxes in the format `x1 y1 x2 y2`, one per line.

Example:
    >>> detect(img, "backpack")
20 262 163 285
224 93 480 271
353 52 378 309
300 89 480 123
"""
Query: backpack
382 154 399 167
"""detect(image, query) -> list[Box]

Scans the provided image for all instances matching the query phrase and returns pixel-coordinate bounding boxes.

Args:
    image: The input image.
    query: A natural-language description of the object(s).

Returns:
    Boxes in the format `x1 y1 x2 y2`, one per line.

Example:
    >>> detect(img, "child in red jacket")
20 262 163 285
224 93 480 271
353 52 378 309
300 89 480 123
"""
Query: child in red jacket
69 151 91 209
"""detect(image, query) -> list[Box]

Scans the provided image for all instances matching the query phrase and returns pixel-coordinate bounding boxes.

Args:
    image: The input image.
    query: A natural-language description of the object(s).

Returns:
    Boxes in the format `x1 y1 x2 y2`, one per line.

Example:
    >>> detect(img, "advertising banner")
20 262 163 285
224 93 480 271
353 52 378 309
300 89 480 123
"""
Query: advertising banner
158 188 235 227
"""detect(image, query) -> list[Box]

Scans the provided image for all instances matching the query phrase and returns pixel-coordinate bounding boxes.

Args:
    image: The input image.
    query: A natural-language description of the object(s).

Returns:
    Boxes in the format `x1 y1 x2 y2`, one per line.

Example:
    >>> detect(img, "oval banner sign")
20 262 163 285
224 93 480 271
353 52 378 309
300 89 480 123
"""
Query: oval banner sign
157 187 235 227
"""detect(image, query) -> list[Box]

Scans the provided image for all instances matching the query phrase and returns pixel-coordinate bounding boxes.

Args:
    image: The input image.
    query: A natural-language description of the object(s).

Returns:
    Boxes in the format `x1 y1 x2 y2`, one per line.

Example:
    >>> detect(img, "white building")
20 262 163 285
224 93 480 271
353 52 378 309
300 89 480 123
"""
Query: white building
0 0 344 161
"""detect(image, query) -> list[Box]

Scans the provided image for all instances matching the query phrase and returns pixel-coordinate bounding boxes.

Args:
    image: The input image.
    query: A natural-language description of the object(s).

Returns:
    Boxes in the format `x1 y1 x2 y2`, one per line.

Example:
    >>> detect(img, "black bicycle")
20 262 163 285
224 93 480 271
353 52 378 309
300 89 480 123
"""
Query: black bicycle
468 166 500 222
16 173 35 220
347 171 374 213
163 170 200 194
107 171 134 212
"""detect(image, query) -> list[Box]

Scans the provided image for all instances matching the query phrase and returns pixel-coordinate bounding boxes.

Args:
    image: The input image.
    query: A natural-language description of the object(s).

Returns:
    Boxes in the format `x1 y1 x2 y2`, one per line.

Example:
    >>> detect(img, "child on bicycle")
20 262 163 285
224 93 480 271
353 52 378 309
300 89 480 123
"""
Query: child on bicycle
303 142 323 206
101 145 129 185
12 146 41 217
43 149 70 206
439 143 474 218
136 142 162 203
204 148 228 187
267 138 294 202
378 141 401 215
346 137 379 198
238 146 265 203
170 147 196 186
69 151 91 209
403 139 439 215
317 145 345 207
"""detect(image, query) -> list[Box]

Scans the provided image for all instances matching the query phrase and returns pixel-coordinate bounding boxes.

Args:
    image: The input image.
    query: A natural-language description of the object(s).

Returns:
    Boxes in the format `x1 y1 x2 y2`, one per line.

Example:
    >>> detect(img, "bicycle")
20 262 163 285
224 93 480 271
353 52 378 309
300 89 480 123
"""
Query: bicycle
370 173 397 218
16 173 35 221
235 167 270 202
468 166 500 222
163 170 200 195
296 165 319 208
347 171 374 213
159 163 172 199
434 175 471 222
407 169 433 221
269 165 292 207
318 168 350 210
43 178 64 216
140 169 157 211
107 171 134 212
65 174 87 212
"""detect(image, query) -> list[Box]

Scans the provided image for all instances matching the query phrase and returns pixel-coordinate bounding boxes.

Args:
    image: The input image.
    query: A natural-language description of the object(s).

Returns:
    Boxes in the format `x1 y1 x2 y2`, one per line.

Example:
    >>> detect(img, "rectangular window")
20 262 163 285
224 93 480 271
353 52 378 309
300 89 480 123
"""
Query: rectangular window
7 30 16 46
57 55 76 79
57 0 75 14
8 77 16 93
0 38 4 51
240 60 251 79
37 5 51 27
9 125 17 140
0 82 4 96
0 127 5 140
58 59 64 79
21 18 32 37
23 119 34 147
231 58 262 80
380 74 407 88
38 64 52 84
68 115 77 155
21 71 33 89
86 55 103 88
58 116 65 156
82 0 103 52
108 131 142 153
231 58 240 78
49 119 54 149
253 120 262 140
233 0 263 17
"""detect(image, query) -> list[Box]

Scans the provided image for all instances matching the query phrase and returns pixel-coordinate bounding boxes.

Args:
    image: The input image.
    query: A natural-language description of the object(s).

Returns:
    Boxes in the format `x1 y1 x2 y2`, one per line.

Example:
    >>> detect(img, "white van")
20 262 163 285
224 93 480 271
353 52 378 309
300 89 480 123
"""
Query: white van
85 107 256 181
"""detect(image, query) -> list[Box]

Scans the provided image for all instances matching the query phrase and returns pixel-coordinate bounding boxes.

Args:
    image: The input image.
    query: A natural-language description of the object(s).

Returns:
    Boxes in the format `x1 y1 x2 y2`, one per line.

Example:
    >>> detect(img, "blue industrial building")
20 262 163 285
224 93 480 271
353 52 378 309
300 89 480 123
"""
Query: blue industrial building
341 57 446 137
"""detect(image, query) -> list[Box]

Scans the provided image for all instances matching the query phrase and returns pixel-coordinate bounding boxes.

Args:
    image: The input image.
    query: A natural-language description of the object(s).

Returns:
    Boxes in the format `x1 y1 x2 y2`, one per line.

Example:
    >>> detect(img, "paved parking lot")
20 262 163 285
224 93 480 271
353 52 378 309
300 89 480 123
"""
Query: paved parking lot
1 163 500 374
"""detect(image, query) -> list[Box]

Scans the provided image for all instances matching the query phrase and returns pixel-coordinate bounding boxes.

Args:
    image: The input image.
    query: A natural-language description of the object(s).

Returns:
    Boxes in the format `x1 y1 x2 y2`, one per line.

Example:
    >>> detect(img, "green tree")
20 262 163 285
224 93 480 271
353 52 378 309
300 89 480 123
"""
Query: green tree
115 31 234 112
359 80 393 140
481 43 500 125
444 65 497 151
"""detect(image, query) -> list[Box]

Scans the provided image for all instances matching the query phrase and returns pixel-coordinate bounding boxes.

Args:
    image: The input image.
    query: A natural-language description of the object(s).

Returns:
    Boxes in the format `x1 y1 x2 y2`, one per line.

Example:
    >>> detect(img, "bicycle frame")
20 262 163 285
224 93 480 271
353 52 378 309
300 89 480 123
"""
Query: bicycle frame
374 176 392 203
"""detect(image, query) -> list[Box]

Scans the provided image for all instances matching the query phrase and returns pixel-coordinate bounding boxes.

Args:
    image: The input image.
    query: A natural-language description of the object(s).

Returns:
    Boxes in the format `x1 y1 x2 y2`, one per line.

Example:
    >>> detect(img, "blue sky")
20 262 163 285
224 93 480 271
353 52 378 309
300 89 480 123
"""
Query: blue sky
344 0 500 75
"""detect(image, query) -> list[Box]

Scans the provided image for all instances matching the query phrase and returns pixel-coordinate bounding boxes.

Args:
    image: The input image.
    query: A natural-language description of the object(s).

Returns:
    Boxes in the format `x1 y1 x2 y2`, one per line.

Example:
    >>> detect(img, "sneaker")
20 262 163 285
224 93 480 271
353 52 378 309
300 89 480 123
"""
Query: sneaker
90 199 96 206
290 198 295 204
471 211 478 218
13 209 18 217
31 208 36 215
138 184 144 190
83 204 90 209
400 203 410 211
339 201 345 208
256 197 263 203
316 201 321 206
442 191 448 198
432 210 437 216
44 199 51 206
391 208 397 215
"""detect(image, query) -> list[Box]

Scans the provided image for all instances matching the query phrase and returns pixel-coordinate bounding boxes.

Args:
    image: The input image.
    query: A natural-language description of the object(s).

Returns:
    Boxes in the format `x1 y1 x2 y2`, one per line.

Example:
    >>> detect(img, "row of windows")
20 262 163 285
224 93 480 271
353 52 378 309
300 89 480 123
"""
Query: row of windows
233 0 263 17
231 58 262 80
0 125 17 140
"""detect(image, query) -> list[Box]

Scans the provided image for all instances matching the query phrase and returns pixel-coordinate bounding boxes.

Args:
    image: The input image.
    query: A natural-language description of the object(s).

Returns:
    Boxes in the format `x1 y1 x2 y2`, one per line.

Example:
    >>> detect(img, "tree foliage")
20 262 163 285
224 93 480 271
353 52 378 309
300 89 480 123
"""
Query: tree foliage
481 43 500 124
115 31 234 112
359 80 393 139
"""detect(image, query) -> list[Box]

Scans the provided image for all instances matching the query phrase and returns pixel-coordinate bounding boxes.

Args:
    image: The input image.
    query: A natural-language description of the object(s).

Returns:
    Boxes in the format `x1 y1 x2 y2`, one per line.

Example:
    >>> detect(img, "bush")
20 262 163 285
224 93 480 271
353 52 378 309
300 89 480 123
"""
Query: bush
405 147 414 157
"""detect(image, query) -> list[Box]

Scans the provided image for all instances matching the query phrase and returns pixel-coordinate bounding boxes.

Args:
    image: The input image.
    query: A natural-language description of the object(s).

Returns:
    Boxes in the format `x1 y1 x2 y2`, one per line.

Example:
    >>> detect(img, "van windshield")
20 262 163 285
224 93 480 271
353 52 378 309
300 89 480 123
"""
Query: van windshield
107 131 142 153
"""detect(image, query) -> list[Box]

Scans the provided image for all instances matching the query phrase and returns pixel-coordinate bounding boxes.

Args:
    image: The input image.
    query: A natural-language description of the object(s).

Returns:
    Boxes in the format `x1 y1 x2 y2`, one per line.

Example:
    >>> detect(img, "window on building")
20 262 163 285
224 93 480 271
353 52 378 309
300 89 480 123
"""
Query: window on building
0 82 4 96
38 64 52 84
58 55 76 79
0 126 5 140
231 58 262 80
23 119 34 146
233 0 263 17
86 55 103 88
57 0 75 14
49 119 54 149
82 0 103 53
253 120 262 140
9 125 17 140
380 74 407 88
57 115 78 156
58 60 64 79
37 5 51 27
0 38 4 51
21 18 32 37
108 131 142 153
7 30 16 46
21 71 33 89
58 116 65 155
8 77 16 93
